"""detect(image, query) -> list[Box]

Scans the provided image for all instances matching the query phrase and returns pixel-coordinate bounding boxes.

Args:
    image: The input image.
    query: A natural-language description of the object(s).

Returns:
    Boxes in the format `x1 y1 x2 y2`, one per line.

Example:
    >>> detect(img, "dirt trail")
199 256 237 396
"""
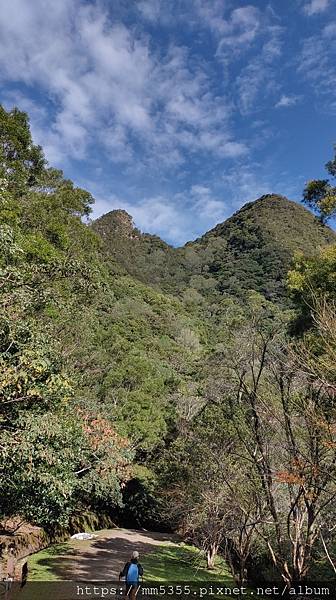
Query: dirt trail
30 528 180 581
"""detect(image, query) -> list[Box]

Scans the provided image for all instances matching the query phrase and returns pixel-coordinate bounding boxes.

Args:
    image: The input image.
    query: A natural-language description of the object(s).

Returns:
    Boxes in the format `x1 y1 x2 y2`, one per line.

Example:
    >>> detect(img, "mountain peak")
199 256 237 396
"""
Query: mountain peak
258 193 288 201
92 195 335 302
93 209 140 240
203 194 333 243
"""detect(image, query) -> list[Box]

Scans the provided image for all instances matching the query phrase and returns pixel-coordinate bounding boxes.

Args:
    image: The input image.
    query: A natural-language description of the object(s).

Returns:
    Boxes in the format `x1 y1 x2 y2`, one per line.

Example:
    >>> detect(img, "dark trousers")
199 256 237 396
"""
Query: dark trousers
126 583 140 600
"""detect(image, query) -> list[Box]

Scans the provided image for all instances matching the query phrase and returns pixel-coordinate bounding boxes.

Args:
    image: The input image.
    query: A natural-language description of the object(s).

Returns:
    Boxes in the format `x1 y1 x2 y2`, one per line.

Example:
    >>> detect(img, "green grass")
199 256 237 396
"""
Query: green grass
27 543 73 581
141 543 233 583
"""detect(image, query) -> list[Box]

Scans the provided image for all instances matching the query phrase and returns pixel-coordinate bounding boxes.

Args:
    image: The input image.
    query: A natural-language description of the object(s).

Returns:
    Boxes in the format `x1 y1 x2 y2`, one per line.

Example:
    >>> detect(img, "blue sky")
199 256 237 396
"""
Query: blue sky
0 0 335 245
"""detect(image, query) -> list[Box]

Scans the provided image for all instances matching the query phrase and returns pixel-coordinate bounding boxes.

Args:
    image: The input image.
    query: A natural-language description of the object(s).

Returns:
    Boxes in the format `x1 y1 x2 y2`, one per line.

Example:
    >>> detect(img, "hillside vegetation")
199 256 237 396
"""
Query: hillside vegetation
1 106 336 588
94 194 335 304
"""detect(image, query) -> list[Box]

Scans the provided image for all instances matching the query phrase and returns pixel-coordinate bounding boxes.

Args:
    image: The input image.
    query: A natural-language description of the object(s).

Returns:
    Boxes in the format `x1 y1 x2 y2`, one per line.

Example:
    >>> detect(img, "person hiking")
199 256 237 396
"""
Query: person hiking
119 551 143 599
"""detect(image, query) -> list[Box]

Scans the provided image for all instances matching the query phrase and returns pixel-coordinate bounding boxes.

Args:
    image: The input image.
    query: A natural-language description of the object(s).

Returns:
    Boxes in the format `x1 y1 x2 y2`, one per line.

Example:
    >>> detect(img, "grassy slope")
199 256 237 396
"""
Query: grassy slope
141 543 232 583
27 543 71 581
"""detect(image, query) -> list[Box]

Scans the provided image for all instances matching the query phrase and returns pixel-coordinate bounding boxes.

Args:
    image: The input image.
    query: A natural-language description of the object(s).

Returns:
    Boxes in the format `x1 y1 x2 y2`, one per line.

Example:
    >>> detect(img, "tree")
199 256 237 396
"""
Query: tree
0 106 46 196
160 397 263 581
302 145 336 223
220 308 336 585
164 294 336 586
161 436 233 571
288 244 336 331
0 216 132 527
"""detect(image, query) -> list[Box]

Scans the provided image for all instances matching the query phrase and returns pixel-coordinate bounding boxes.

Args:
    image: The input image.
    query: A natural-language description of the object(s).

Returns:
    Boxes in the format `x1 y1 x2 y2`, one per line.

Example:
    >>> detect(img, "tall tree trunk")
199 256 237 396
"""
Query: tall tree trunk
207 543 218 569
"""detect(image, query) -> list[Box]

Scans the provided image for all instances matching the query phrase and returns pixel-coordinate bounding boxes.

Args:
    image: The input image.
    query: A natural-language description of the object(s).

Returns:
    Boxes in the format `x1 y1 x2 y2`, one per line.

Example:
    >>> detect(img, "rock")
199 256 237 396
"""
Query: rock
70 533 97 540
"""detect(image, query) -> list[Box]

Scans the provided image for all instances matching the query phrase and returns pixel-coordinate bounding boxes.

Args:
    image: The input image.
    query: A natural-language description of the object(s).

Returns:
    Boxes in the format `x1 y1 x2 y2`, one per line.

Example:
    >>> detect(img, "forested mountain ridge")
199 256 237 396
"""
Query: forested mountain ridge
2 106 336 588
93 194 336 303
189 194 336 301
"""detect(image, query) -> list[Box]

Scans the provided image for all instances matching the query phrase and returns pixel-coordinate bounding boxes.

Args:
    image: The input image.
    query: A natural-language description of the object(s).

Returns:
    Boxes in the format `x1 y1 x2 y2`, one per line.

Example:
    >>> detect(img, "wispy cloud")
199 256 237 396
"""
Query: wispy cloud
0 1 153 159
235 25 283 114
323 22 336 36
303 0 330 16
297 25 336 111
204 4 261 47
137 0 262 47
275 94 301 108
220 163 301 209
0 0 246 170
137 0 162 22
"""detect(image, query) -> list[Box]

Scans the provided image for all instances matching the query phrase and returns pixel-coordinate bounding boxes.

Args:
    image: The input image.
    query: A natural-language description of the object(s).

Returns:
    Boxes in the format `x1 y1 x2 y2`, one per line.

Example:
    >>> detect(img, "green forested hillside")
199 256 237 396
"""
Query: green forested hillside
1 106 336 588
0 106 205 527
94 194 335 304
189 194 335 301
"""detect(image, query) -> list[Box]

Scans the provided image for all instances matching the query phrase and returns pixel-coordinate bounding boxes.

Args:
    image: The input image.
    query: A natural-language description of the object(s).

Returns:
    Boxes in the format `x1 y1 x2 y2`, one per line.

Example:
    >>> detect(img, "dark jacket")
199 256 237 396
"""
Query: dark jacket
119 558 143 581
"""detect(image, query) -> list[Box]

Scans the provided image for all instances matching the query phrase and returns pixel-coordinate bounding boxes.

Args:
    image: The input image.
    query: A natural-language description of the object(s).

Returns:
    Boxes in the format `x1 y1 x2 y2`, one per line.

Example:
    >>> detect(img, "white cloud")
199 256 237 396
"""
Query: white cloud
303 0 330 16
220 163 300 210
91 182 231 245
0 0 311 243
323 22 336 37
136 0 262 52
91 159 302 245
221 167 272 206
190 186 227 222
126 196 184 242
137 0 162 22
275 94 301 108
191 185 211 196
92 194 193 245
102 124 134 163
207 4 261 47
0 0 246 169
297 30 336 111
235 25 283 114
0 1 153 160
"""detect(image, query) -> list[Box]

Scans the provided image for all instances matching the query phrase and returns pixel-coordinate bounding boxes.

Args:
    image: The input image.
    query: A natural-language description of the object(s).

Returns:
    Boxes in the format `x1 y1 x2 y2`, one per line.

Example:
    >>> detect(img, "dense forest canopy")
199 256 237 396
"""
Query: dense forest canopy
1 106 336 586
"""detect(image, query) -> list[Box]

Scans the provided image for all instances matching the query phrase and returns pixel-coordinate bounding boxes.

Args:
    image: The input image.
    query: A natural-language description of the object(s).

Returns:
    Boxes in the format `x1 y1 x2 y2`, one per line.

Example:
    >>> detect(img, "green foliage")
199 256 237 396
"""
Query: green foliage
94 195 335 308
120 466 166 530
0 107 129 527
288 245 336 300
0 219 130 526
0 105 206 529
0 106 45 196
288 244 336 331
189 194 335 304
303 146 336 222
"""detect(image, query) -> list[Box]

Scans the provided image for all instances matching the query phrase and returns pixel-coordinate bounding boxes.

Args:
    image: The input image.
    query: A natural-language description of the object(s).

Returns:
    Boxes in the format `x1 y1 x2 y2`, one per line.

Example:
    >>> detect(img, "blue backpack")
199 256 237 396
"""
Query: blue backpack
126 563 139 584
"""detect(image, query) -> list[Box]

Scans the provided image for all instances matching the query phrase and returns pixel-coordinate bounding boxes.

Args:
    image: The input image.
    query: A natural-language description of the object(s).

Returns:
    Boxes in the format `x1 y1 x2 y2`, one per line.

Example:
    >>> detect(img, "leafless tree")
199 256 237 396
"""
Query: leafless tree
222 307 336 585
